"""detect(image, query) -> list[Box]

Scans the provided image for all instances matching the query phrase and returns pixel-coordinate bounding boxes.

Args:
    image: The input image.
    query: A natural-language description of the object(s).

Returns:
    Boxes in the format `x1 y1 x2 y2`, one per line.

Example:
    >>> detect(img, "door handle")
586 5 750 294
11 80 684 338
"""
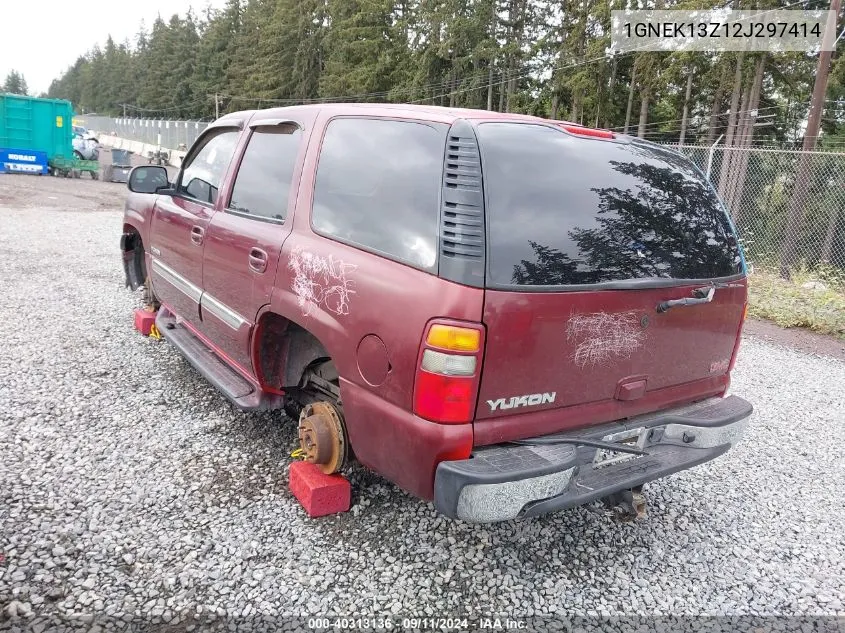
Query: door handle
249 247 268 273
190 225 204 246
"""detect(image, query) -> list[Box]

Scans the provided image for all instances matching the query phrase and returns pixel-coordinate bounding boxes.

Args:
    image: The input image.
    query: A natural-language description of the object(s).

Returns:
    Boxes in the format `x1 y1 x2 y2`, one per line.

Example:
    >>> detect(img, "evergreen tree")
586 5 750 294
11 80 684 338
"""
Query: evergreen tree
3 70 29 95
319 0 408 100
193 1 243 116
38 0 827 149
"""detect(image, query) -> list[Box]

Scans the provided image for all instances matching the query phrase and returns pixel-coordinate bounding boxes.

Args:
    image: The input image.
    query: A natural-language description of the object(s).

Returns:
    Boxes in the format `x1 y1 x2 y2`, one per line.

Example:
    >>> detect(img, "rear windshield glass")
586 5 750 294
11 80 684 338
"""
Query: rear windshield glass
476 123 743 287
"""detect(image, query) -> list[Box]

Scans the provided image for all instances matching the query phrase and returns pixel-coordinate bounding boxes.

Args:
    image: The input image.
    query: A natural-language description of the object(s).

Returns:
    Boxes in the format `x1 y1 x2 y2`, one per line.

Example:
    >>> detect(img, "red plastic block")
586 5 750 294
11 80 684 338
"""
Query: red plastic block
134 308 157 336
289 461 351 517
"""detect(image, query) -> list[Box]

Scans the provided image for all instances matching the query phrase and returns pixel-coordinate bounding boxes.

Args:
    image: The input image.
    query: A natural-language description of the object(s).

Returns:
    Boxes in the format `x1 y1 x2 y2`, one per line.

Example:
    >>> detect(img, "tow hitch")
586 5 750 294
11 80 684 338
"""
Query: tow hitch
603 486 647 521
510 434 650 521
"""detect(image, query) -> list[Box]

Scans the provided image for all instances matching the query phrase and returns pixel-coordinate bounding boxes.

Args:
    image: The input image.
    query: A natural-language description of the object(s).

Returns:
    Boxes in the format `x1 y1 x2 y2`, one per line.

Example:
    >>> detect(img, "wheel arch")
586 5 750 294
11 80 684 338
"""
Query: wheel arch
251 309 335 394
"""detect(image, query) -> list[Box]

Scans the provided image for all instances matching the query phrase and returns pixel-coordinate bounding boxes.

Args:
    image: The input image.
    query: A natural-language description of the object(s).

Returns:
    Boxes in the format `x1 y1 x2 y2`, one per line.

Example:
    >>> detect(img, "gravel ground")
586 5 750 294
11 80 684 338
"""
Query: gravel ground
1 174 844 631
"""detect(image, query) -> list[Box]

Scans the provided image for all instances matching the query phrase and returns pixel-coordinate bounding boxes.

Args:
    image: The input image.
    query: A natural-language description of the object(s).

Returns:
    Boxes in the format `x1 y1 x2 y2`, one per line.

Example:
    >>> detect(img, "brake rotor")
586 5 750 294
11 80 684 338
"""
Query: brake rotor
297 401 347 474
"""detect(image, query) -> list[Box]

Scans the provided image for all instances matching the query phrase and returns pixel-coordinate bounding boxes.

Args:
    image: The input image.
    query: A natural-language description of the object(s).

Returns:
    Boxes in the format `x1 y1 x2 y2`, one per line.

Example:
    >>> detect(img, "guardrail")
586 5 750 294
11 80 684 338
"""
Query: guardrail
96 135 187 168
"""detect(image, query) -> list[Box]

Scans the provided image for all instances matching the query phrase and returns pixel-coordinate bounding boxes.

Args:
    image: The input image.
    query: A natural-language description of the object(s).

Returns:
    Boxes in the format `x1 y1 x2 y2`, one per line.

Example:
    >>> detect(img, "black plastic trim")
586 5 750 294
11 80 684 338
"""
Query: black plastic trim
434 395 752 519
156 308 284 412
520 444 730 518
248 118 301 130
438 119 486 288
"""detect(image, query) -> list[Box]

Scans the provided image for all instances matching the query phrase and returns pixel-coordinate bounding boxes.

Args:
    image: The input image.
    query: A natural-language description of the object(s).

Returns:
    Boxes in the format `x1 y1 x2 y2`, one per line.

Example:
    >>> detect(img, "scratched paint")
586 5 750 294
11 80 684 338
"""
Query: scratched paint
565 311 644 367
288 247 357 317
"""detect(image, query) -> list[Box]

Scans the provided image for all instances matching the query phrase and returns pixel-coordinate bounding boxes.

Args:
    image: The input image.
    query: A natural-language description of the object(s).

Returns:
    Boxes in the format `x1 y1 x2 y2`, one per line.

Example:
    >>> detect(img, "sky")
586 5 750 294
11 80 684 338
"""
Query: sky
1 0 227 96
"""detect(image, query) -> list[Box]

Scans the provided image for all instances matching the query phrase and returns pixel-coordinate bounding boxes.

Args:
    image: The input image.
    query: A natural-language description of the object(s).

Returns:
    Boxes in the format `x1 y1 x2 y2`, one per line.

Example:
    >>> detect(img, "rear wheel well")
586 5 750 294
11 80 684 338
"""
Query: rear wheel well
253 314 339 417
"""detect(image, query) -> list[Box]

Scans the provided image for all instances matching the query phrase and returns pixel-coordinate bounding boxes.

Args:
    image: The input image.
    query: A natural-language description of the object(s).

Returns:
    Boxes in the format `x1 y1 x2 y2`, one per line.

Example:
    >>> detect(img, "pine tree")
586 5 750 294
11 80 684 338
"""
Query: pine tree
193 1 243 116
319 0 408 100
3 70 29 95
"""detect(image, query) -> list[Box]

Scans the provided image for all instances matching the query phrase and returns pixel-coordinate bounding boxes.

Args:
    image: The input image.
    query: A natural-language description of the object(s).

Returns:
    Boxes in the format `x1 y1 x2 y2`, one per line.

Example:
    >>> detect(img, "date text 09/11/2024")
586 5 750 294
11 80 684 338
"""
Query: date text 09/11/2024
306 617 528 630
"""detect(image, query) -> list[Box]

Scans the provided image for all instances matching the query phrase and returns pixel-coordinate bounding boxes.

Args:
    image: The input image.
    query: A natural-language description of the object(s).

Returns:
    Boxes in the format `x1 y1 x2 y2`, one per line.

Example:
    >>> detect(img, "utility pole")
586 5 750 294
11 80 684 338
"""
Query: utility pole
779 0 842 278
122 103 127 117
208 94 220 119
800 2 839 155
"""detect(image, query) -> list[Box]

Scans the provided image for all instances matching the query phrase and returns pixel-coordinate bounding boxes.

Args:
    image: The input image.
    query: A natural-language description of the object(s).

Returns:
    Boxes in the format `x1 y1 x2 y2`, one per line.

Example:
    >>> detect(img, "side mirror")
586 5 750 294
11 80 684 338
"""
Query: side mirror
128 165 170 194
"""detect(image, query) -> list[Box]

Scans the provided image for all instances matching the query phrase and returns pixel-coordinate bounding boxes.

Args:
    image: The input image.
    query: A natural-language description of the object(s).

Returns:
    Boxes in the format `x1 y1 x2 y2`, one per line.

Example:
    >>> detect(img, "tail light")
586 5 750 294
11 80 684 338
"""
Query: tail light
413 321 485 424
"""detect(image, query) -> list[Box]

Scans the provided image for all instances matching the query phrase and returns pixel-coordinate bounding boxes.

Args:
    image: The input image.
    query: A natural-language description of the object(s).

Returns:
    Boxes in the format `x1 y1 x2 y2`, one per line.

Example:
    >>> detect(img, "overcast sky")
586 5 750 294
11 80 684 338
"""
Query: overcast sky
1 0 227 96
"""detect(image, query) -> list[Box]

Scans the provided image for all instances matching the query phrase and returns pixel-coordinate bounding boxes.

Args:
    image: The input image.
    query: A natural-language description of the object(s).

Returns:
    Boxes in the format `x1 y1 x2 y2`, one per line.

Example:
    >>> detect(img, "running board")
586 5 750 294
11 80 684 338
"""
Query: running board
155 309 284 411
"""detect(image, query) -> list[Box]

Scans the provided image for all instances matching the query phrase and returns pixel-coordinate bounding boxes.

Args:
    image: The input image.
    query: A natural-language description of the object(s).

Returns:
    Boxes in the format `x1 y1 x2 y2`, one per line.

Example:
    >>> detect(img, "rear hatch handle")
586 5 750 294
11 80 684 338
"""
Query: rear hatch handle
656 285 715 313
656 280 746 313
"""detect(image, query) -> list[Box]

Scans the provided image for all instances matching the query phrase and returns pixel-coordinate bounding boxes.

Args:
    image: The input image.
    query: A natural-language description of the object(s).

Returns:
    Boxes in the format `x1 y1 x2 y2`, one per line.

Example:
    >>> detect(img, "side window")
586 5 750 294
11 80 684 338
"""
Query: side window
228 124 302 221
177 129 239 205
312 118 444 270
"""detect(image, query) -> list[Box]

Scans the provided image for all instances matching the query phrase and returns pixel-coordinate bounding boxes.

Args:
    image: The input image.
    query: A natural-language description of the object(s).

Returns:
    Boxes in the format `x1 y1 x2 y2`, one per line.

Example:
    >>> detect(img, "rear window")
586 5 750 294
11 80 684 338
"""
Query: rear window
476 123 743 287
312 118 444 271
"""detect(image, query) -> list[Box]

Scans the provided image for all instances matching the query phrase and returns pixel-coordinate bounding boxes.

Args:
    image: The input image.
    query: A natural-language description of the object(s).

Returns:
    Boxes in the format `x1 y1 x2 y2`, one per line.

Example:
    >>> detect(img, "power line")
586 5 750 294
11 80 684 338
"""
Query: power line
608 105 788 133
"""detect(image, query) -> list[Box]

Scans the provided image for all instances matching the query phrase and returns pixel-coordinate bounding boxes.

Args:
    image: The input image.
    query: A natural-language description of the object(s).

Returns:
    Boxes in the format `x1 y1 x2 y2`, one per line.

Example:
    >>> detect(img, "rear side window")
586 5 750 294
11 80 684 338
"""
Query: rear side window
476 123 743 287
178 129 239 205
312 118 444 270
228 124 302 221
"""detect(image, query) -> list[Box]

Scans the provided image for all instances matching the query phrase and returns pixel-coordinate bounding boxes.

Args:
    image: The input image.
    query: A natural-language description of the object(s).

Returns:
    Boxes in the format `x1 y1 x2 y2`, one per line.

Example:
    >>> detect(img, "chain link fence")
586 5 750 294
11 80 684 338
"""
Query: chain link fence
669 144 845 280
75 115 210 151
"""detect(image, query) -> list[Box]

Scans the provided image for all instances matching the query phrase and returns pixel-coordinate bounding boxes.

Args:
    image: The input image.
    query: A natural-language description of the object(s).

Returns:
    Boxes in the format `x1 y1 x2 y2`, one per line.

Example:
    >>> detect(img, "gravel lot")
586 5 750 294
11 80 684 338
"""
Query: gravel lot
1 173 844 631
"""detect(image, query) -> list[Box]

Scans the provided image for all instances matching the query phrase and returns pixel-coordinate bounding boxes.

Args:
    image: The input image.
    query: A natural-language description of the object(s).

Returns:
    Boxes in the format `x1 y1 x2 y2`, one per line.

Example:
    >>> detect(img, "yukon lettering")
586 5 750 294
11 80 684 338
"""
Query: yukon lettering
487 392 556 412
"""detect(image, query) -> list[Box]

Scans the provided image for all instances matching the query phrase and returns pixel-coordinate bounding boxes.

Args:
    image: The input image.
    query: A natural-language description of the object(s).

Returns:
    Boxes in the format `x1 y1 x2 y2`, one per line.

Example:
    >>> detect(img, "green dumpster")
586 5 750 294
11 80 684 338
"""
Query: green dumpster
0 93 74 160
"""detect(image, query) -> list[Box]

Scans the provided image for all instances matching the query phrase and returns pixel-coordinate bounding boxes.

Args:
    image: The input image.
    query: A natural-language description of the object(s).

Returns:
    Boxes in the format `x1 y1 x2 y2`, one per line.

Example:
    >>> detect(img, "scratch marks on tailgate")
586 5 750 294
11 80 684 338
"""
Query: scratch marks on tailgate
566 311 644 367
288 247 357 317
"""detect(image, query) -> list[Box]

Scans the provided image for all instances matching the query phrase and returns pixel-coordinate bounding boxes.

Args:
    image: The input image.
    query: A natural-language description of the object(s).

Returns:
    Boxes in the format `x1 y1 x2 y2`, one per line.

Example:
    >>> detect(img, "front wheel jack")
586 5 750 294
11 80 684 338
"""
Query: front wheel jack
602 486 647 521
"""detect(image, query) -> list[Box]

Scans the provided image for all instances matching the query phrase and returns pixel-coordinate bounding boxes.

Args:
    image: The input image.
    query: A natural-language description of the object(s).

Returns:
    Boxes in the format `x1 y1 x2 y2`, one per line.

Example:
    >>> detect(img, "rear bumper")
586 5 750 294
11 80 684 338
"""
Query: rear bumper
434 395 752 522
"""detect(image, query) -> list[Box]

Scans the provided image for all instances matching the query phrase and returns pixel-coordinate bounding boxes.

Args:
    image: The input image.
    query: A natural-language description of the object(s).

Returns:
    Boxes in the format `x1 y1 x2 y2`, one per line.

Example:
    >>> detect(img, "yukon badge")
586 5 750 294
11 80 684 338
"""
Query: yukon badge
487 392 556 412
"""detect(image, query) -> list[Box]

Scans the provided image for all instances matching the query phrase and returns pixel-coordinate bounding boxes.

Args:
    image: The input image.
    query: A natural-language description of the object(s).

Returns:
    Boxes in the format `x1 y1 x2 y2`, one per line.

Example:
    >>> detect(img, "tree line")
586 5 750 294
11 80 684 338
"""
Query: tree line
45 0 844 148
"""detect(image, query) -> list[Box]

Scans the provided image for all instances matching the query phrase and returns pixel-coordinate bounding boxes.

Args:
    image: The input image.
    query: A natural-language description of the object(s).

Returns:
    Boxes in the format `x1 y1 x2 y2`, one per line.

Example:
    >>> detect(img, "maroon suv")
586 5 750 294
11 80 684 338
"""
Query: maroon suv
121 104 752 522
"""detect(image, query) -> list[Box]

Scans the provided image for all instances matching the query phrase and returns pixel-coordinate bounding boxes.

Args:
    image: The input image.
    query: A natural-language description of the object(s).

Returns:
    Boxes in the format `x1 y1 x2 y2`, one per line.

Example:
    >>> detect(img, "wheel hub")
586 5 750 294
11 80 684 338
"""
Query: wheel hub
297 401 347 474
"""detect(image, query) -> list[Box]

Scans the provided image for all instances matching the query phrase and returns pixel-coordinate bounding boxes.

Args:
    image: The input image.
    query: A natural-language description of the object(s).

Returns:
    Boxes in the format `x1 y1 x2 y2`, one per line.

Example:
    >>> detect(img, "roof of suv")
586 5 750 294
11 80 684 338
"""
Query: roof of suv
212 102 581 128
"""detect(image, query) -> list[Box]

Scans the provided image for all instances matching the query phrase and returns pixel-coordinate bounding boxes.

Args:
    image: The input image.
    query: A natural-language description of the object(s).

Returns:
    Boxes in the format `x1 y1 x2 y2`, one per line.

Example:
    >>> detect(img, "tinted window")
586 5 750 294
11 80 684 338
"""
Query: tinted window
312 118 444 270
477 123 743 286
177 129 239 204
228 124 302 221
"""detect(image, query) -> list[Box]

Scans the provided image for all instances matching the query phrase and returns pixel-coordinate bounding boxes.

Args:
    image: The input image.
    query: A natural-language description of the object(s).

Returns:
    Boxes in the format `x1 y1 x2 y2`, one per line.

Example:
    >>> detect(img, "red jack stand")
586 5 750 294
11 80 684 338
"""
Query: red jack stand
133 308 158 337
289 461 351 517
